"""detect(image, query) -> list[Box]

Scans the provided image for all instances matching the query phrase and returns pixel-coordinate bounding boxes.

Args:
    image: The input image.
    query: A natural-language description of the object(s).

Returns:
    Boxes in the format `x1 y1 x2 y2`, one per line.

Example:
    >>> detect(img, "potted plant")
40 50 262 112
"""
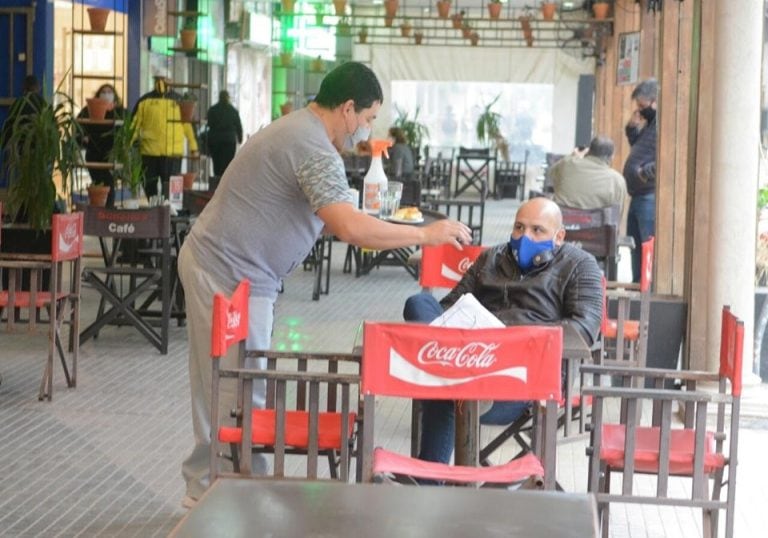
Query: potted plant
393 105 430 162
2 87 81 230
400 19 412 37
541 2 557 20
461 20 473 39
311 55 325 73
87 183 111 207
476 94 503 149
487 0 502 20
469 31 480 46
358 26 369 44
108 111 144 208
279 50 293 67
451 10 465 29
337 17 352 36
86 7 111 32
519 15 534 47
592 0 610 20
414 30 424 45
384 0 399 18
178 91 197 123
281 0 296 14
333 0 347 16
436 0 451 19
180 19 197 50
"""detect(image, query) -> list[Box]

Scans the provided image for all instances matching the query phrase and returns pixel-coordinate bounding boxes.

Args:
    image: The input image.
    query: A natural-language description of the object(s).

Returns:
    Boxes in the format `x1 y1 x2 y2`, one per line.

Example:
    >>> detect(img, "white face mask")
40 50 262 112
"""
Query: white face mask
99 91 115 104
344 110 370 149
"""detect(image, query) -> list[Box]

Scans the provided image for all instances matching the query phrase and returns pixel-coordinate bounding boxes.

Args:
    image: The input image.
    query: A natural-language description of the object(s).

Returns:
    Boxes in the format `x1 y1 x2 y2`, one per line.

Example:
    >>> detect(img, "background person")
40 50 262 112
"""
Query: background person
132 72 198 199
403 197 603 466
386 126 414 179
623 78 657 283
177 61 472 507
551 135 627 212
205 90 243 189
77 84 125 208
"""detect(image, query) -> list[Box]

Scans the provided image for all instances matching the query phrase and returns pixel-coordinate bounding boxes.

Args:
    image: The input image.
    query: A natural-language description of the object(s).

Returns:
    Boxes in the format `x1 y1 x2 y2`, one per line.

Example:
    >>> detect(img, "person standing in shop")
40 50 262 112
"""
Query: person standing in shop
205 90 243 190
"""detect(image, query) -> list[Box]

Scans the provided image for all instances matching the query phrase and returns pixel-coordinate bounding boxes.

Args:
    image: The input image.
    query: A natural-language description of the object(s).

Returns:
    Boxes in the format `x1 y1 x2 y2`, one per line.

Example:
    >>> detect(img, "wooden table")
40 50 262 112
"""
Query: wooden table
454 324 594 467
170 478 599 538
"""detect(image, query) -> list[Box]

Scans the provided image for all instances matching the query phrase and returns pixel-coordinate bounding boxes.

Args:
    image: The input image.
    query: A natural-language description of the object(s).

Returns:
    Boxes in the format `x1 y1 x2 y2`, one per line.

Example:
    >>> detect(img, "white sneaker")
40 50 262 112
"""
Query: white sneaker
181 495 198 509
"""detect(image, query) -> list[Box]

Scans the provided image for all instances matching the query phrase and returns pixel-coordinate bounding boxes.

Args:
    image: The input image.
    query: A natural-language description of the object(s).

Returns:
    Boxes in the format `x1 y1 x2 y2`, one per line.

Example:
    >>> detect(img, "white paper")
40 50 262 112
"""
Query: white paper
429 293 504 329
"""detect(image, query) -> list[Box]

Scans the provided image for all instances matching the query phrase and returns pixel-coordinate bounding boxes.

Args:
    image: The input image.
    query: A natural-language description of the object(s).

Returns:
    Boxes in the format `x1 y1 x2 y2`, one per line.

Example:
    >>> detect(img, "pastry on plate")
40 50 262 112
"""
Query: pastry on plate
393 207 423 221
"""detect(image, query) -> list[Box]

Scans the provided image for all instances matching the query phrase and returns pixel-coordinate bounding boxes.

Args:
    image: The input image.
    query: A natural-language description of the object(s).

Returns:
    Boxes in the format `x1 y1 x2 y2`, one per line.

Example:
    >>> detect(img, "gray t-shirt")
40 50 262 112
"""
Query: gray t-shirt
185 108 353 299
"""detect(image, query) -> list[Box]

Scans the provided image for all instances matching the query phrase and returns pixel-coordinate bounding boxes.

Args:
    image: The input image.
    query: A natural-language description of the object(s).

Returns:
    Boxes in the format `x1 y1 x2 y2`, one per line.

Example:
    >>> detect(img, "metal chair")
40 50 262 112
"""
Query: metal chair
494 150 528 200
358 322 563 489
209 280 361 482
582 305 743 538
426 192 487 246
0 211 83 400
562 205 622 280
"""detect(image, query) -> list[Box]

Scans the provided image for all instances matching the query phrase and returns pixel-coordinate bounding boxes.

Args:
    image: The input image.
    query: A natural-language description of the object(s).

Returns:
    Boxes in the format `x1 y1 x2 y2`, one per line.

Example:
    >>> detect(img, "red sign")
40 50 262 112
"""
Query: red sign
51 212 83 261
362 322 562 401
211 280 250 357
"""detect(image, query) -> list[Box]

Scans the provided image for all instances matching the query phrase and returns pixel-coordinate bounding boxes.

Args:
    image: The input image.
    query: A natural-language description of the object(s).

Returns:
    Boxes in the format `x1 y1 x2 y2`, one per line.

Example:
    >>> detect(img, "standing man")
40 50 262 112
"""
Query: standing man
551 135 627 211
177 62 472 506
132 70 198 199
623 78 657 283
205 90 243 189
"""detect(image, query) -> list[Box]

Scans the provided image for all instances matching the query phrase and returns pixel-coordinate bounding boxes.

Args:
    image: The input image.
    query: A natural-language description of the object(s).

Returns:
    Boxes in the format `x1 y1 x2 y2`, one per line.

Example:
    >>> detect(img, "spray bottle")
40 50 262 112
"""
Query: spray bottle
362 139 392 215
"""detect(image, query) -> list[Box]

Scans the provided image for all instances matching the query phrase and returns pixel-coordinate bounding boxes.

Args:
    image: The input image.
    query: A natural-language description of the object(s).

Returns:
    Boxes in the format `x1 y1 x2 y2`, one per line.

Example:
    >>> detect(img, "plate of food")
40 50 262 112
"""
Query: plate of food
387 207 424 224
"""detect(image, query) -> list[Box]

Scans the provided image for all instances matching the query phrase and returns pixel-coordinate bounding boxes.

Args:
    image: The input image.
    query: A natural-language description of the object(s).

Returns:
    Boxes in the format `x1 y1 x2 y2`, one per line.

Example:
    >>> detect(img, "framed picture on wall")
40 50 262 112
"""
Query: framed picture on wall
617 32 641 85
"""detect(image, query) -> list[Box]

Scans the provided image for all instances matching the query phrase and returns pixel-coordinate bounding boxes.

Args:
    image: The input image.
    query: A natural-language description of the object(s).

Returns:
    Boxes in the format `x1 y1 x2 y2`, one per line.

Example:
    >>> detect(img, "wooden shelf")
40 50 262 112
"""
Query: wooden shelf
78 162 123 170
169 47 206 54
72 29 124 36
77 119 125 126
72 74 124 81
168 82 209 90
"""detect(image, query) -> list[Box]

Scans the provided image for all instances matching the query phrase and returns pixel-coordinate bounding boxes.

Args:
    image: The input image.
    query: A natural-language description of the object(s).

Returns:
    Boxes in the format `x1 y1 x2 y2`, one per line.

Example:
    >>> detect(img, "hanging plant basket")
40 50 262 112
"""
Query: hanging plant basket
86 97 111 120
451 13 464 29
179 100 197 122
487 3 502 20
333 0 347 16
279 52 293 67
384 15 395 27
400 22 412 37
414 32 424 45
541 2 557 21
519 16 534 47
384 0 399 18
593 2 610 20
180 29 197 50
469 32 480 46
281 0 296 14
436 0 451 19
87 7 110 32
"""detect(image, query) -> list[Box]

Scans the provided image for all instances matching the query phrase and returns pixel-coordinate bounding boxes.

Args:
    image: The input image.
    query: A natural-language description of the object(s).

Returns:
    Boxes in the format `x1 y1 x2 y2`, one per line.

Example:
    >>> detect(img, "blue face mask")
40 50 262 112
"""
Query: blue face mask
508 235 555 272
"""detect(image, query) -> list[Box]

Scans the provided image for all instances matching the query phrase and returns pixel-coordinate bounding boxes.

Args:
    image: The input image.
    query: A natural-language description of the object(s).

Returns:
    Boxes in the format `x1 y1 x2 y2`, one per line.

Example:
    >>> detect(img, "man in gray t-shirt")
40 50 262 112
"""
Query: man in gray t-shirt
177 62 472 505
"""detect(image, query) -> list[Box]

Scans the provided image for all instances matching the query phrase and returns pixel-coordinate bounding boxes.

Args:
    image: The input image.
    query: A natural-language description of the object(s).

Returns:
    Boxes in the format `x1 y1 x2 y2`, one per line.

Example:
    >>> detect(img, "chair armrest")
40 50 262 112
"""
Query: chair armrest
582 386 732 404
220 368 360 385
581 364 719 384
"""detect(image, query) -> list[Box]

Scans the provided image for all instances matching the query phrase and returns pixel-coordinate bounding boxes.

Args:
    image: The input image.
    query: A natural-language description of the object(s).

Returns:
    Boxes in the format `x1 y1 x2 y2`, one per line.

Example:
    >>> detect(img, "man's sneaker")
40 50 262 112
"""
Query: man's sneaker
181 495 197 510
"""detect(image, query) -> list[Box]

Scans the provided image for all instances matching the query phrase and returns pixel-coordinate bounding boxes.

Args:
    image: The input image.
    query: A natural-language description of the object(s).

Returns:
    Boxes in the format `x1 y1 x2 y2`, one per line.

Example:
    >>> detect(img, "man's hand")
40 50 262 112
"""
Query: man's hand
628 109 647 129
421 219 473 249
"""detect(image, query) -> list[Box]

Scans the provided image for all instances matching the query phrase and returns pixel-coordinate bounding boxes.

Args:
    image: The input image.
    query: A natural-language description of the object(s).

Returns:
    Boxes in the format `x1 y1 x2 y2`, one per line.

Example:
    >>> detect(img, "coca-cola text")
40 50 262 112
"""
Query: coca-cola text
417 341 499 369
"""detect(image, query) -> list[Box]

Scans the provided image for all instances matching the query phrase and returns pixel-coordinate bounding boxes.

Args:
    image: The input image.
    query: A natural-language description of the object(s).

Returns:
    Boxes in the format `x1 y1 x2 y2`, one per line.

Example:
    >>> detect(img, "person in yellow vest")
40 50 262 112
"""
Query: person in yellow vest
132 71 198 198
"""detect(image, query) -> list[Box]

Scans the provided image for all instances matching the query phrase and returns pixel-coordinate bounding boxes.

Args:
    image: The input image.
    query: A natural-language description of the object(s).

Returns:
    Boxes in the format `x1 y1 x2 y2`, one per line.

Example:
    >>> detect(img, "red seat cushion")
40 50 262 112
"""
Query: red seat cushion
0 290 66 308
601 423 726 475
602 319 640 341
373 447 544 484
218 409 356 451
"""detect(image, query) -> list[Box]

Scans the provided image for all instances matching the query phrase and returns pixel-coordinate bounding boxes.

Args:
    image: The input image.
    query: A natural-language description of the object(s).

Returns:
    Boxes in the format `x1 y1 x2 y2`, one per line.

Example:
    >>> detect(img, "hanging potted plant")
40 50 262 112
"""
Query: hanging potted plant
180 19 197 50
519 15 534 47
414 31 424 45
108 111 144 208
178 91 197 123
436 0 451 19
311 55 325 73
1 85 82 230
279 50 293 67
541 1 557 21
592 1 610 20
280 102 294 116
333 0 347 16
86 7 111 32
469 31 480 46
384 0 399 18
337 17 352 36
461 20 473 39
85 96 112 121
281 0 296 14
487 0 502 20
451 10 465 30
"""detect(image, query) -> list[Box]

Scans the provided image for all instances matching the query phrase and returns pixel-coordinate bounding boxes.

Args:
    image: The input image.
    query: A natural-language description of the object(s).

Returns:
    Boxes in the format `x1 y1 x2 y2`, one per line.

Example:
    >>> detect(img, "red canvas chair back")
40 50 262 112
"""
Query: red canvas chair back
719 306 744 397
640 236 654 293
418 244 485 289
51 212 84 262
211 279 250 357
362 322 562 401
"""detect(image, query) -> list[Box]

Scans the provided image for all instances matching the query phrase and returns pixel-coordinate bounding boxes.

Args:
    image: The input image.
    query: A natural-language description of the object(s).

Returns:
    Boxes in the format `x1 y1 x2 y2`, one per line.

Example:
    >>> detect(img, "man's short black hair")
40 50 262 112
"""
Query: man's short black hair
631 78 658 102
314 61 383 112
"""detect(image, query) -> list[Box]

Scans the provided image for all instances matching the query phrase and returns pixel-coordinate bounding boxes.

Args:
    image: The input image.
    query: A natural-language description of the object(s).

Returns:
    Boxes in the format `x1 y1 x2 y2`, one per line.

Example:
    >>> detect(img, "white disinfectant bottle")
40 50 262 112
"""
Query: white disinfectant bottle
362 139 392 215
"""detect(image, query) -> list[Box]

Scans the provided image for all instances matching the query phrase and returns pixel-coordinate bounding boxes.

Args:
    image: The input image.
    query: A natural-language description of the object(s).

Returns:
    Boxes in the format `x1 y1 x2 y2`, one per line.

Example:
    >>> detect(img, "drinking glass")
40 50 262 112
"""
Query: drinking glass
379 191 399 219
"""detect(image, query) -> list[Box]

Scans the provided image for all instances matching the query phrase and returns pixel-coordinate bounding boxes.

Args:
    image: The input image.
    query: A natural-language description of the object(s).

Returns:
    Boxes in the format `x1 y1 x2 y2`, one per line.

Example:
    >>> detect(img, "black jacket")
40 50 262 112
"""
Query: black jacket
623 118 657 196
206 101 243 146
440 242 603 346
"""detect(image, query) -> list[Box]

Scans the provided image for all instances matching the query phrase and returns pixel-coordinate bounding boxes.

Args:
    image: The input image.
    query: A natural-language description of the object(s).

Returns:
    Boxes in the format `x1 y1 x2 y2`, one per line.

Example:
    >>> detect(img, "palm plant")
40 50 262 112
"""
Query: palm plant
2 83 82 230
476 94 509 160
392 105 430 157
108 110 144 199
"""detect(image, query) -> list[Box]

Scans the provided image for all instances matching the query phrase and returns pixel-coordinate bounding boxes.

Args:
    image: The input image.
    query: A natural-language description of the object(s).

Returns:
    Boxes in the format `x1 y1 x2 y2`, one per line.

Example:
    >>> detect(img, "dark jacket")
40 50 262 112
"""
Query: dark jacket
623 117 657 196
440 242 603 346
77 105 126 161
206 101 243 146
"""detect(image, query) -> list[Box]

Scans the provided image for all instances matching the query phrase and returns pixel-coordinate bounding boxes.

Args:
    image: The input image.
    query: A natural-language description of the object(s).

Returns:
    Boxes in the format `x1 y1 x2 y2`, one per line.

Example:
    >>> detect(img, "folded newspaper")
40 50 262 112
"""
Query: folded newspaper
429 293 504 329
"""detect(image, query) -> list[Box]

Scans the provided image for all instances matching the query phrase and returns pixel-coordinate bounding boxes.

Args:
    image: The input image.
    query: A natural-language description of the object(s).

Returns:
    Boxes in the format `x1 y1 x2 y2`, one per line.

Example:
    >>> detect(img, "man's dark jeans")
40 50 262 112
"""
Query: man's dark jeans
403 293 529 464
627 192 655 283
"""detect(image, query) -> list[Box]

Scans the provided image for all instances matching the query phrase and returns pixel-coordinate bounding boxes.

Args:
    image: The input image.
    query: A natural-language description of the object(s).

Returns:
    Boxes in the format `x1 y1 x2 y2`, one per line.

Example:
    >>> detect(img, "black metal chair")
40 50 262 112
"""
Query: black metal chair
495 149 529 200
561 205 622 280
455 147 495 198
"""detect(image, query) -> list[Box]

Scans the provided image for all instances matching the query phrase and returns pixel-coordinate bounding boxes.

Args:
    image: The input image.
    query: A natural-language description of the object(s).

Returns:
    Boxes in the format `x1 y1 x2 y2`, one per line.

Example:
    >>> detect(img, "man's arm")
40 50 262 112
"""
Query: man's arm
561 255 604 347
317 202 471 251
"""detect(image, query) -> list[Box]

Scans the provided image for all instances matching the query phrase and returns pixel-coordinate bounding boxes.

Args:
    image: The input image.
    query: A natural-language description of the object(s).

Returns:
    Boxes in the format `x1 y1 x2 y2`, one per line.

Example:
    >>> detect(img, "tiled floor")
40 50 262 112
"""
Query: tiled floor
0 197 765 537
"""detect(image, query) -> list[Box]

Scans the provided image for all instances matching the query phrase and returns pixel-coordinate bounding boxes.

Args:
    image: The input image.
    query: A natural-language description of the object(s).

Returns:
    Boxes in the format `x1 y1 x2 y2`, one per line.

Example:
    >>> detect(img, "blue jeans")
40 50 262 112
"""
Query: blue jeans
627 193 655 283
403 293 530 464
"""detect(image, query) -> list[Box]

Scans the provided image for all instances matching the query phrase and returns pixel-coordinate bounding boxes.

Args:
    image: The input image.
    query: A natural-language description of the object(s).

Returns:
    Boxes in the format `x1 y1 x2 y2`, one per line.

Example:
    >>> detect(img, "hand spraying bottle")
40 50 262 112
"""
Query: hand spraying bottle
363 139 392 215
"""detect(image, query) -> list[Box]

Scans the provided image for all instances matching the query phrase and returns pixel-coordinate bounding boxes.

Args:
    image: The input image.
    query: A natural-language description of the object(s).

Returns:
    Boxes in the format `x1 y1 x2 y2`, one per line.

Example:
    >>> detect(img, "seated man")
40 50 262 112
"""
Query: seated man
404 197 603 465
550 136 627 212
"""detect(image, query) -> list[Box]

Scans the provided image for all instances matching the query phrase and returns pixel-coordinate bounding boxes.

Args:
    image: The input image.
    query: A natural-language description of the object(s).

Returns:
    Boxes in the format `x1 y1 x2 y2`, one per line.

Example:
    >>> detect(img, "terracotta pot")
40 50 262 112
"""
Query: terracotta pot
519 16 534 47
436 0 451 19
180 29 197 50
280 52 293 67
400 23 412 37
87 7 110 32
487 3 502 20
384 0 399 18
182 172 197 190
414 32 424 45
333 0 347 16
384 15 394 28
311 57 324 73
281 0 295 14
451 13 463 29
280 102 293 116
87 184 110 207
469 32 480 46
86 97 111 120
179 100 197 122
592 2 610 20
358 32 368 44
462 25 472 39
541 2 557 21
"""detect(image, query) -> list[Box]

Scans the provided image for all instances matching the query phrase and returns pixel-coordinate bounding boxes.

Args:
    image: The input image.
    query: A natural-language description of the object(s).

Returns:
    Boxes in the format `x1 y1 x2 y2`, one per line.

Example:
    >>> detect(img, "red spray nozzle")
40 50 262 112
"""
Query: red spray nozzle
369 139 393 158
